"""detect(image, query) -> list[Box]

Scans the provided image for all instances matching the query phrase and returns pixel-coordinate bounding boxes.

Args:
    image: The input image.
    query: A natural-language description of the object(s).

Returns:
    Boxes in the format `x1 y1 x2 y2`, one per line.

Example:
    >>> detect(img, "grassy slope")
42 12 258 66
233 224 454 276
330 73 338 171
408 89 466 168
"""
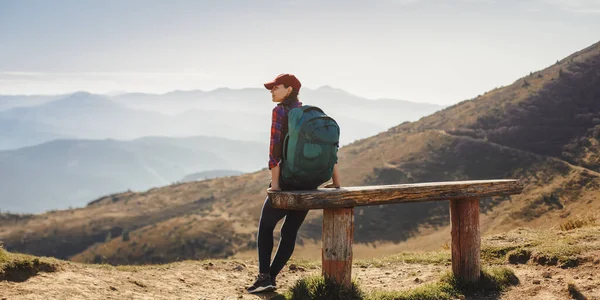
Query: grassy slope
1 220 598 299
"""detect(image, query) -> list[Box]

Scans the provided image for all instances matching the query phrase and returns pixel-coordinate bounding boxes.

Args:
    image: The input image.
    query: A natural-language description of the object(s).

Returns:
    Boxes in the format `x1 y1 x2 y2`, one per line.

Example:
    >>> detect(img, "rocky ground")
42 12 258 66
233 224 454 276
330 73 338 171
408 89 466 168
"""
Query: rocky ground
1 224 599 299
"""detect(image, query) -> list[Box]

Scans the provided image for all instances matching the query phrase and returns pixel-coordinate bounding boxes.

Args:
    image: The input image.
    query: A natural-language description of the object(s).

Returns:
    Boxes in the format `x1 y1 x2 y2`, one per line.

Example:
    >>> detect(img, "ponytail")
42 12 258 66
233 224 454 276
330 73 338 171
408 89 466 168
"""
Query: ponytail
282 85 299 105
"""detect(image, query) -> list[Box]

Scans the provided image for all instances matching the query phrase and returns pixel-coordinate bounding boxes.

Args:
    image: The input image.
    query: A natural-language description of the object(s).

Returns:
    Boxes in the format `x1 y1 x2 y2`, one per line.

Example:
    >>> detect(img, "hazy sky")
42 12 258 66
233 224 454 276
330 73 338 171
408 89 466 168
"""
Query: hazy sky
1 0 599 104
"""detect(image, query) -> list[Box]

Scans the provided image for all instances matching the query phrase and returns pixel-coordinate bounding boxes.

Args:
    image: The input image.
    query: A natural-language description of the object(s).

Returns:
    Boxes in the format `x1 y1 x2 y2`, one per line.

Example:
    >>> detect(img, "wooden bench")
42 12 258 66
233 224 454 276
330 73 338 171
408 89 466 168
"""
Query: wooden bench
268 179 525 287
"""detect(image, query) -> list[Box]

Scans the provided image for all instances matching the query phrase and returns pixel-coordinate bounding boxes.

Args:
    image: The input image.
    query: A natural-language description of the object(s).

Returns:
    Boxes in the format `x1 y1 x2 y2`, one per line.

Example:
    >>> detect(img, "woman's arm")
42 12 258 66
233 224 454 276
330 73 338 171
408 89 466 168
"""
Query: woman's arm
331 164 341 187
269 165 281 191
268 106 285 191
324 164 341 188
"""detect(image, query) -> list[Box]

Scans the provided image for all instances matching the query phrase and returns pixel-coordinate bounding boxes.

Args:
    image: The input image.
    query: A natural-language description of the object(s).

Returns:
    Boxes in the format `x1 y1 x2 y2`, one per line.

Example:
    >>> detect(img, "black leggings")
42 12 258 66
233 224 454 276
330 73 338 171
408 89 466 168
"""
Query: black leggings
257 195 309 278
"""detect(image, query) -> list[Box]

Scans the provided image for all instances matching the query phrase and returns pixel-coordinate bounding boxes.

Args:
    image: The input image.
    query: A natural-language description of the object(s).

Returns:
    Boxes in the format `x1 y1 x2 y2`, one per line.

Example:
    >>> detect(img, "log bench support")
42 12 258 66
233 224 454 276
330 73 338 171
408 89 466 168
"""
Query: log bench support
269 179 524 287
450 198 481 283
320 199 481 286
322 207 354 287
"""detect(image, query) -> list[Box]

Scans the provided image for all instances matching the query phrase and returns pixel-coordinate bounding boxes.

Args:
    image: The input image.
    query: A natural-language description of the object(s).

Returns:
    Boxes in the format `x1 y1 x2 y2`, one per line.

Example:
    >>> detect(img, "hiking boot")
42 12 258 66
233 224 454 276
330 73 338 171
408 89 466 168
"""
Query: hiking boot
246 273 275 294
271 276 277 289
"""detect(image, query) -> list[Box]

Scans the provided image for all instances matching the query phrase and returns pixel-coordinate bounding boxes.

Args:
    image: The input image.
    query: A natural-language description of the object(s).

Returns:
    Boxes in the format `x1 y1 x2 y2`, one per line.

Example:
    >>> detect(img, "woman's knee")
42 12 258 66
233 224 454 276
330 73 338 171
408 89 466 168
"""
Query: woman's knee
280 228 298 242
280 222 301 240
258 219 277 233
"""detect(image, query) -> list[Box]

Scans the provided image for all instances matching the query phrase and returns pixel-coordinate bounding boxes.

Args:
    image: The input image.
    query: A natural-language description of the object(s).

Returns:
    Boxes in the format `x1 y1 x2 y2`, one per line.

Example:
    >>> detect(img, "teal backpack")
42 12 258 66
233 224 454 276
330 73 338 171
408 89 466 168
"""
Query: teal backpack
280 105 340 189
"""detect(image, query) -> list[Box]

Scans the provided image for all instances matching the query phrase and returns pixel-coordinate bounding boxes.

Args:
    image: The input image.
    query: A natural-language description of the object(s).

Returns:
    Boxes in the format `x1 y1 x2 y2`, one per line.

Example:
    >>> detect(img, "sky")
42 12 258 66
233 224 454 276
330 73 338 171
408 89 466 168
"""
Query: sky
1 0 599 104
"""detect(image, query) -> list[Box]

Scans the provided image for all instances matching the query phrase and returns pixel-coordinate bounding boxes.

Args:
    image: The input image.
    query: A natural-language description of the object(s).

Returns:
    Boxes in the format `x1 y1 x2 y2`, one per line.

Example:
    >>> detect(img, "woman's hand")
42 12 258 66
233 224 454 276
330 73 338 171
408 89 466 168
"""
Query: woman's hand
268 165 281 194
267 185 281 193
323 164 341 188
323 182 340 189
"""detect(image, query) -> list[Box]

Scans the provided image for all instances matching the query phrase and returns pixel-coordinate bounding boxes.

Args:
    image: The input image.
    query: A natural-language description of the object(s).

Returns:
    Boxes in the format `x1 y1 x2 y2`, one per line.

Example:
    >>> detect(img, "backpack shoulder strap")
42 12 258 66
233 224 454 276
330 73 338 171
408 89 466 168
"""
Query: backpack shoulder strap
300 105 324 113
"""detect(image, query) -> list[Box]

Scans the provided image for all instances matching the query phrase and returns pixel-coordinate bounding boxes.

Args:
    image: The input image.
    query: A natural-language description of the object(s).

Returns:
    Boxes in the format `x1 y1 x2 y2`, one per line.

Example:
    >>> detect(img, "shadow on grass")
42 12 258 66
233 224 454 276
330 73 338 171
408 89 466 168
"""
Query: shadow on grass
250 291 288 300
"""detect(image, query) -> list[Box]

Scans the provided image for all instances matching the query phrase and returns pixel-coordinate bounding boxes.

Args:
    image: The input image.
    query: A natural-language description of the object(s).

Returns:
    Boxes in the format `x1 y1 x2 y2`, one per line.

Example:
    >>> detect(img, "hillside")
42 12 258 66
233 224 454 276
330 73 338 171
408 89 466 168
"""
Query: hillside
0 40 599 266
1 223 599 299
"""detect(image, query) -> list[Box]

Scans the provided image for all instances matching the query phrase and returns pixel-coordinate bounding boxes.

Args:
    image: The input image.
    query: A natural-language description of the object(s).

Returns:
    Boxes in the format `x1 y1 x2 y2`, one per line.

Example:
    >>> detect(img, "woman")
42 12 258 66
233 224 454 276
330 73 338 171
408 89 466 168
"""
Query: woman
247 73 341 294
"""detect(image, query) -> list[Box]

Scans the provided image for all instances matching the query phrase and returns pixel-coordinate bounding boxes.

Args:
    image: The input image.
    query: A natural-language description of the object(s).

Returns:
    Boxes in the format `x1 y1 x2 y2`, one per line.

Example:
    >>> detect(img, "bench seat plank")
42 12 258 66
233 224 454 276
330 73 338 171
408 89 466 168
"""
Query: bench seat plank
270 179 524 210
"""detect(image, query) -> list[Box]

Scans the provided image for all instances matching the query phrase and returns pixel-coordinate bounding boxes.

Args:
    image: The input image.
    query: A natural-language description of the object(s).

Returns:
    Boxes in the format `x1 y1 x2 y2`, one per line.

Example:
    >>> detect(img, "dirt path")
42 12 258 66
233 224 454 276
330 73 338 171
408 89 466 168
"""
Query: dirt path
0 258 451 300
434 129 600 178
2 256 599 300
502 262 600 300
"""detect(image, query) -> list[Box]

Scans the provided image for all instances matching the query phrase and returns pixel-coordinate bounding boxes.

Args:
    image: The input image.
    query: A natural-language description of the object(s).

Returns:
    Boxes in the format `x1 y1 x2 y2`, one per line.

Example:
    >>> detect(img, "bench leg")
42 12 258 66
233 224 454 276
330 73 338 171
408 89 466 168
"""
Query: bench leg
450 197 481 283
322 207 354 288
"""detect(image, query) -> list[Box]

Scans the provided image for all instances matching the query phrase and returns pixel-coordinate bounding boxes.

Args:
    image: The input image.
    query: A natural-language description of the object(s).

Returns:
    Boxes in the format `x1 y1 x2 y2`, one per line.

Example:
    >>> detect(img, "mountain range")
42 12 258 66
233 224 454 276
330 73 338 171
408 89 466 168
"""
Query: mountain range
0 88 445 150
0 87 443 213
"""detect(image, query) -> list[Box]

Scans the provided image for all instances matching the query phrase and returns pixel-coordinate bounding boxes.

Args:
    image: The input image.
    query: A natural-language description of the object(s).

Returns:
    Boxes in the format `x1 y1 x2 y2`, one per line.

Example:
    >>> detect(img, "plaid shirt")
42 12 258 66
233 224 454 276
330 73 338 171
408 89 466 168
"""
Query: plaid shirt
269 100 303 169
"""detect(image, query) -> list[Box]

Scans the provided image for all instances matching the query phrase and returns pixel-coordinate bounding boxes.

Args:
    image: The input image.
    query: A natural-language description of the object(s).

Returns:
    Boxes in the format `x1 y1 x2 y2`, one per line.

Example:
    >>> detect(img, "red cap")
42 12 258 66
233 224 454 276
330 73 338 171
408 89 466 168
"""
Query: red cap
264 73 301 91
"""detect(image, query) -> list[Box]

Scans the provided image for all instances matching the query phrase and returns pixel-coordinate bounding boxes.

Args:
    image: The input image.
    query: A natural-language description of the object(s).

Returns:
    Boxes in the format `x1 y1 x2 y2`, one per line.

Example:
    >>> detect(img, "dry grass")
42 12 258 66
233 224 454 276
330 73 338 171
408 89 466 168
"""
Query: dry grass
481 225 600 268
287 258 321 270
559 215 597 231
0 246 59 282
286 267 518 300
287 276 365 300
354 251 451 268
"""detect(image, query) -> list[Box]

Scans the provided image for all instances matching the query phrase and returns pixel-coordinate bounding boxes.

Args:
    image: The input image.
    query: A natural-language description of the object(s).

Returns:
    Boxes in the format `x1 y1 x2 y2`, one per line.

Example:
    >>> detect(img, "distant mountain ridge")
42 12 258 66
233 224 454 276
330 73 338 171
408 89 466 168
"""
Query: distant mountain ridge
181 170 244 182
0 118 72 149
0 95 59 111
0 88 445 149
0 136 267 213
